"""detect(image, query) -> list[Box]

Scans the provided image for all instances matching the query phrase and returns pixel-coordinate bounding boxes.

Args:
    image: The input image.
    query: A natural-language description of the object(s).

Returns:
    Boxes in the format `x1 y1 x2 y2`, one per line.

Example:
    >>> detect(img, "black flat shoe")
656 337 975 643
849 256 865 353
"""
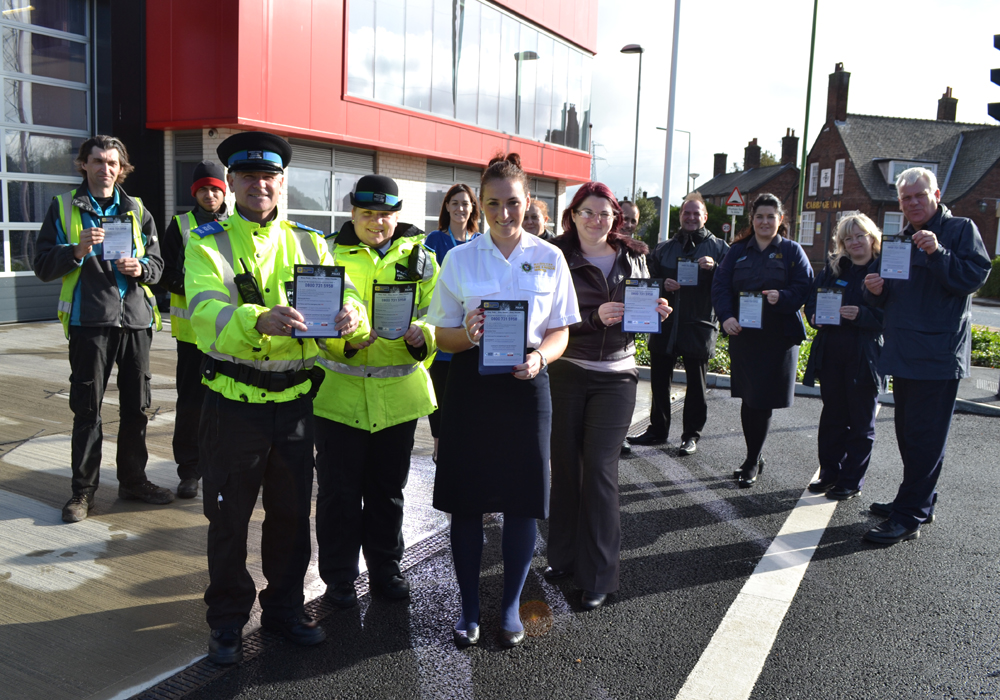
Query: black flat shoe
827 486 861 501
208 628 243 665
620 439 632 455
325 581 358 609
627 429 667 446
543 566 572 581
581 591 607 610
737 458 764 488
261 614 326 646
678 438 697 456
807 479 837 493
863 520 920 545
869 500 935 524
499 627 525 648
376 574 411 600
453 621 480 649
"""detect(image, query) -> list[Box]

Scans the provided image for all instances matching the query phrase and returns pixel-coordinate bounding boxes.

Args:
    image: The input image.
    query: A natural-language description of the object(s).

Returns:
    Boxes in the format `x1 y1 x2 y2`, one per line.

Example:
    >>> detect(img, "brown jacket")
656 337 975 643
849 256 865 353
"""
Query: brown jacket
554 236 650 362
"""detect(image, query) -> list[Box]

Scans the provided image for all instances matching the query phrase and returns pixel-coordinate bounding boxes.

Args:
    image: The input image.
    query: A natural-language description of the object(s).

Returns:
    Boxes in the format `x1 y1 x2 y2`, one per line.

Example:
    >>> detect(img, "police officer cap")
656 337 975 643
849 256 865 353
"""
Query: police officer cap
350 174 403 212
216 131 292 174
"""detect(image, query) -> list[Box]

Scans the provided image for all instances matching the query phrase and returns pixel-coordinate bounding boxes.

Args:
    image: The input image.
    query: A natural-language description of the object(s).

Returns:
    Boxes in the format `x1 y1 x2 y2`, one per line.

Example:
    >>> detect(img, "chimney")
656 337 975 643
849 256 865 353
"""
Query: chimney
744 138 761 171
781 128 798 166
713 153 728 177
826 62 850 123
937 87 957 121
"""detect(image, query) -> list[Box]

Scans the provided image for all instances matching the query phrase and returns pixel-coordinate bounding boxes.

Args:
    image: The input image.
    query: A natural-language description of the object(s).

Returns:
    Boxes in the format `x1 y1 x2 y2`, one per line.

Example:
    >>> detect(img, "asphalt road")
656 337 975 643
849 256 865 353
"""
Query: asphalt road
175 392 1000 700
972 302 1000 331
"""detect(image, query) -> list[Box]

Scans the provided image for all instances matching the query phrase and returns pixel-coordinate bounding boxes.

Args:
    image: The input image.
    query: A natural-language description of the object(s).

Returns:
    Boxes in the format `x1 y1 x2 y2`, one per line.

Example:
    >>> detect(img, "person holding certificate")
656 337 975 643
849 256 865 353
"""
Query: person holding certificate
313 174 440 606
711 193 813 487
427 153 580 648
424 183 481 462
802 214 886 502
545 181 670 611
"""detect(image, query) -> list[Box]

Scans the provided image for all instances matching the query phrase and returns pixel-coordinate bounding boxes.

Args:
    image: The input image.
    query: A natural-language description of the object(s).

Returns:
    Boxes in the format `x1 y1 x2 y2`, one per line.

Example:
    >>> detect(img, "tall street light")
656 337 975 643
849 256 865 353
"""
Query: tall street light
514 50 539 135
621 44 644 201
660 126 692 194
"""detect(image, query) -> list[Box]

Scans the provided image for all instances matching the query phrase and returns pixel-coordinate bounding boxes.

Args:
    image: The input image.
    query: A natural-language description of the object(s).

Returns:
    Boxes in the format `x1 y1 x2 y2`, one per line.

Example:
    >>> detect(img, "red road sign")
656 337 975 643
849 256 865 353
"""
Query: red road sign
726 187 745 207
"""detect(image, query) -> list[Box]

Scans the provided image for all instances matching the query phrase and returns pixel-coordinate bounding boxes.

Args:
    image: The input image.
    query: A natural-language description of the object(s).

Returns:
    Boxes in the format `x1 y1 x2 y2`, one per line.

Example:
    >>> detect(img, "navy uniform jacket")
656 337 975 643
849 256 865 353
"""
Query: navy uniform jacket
712 234 813 342
864 205 990 380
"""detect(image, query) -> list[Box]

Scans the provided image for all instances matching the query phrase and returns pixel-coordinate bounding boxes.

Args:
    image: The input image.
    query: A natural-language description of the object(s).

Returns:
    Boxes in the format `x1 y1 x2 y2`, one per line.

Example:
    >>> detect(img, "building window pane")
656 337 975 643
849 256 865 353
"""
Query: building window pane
565 50 583 150
799 212 815 246
833 158 845 195
430 0 455 117
455 0 479 123
7 180 68 223
374 0 405 106
3 79 87 130
476 4 500 131
579 54 592 151
515 28 538 139
497 15 518 135
347 0 375 99
2 29 87 83
548 42 568 145
808 163 818 196
3 1 87 36
287 167 332 211
883 212 903 237
7 229 38 271
426 181 448 224
403 0 432 112
335 171 366 213
5 131 83 176
534 35 553 142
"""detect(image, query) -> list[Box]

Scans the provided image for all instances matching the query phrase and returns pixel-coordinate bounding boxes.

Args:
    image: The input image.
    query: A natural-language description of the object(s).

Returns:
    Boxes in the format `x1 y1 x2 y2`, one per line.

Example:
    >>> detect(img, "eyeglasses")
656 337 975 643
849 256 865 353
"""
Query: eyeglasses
576 209 613 222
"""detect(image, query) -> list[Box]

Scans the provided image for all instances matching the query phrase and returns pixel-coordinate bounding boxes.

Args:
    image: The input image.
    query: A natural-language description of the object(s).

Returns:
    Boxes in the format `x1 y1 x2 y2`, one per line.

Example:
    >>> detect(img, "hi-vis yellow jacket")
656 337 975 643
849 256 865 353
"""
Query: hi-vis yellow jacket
314 222 438 432
185 213 369 403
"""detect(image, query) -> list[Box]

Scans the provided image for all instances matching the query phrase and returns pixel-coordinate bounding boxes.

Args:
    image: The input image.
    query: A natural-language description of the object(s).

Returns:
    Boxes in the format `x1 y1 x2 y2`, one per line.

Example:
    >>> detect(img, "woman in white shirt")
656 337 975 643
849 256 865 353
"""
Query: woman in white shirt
427 153 581 649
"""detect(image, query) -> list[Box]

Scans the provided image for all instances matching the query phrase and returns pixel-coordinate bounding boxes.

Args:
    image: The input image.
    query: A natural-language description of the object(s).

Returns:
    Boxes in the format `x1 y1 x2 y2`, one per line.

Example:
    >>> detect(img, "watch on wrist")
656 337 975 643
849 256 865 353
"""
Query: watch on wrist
535 350 548 369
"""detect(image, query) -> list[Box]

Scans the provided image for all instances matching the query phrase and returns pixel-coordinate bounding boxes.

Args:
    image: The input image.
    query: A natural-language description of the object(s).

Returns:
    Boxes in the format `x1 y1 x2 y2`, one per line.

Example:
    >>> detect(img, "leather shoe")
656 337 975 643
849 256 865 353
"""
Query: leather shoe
826 486 861 501
118 480 174 505
453 621 480 649
208 628 243 665
737 458 764 488
581 591 607 610
627 429 667 446
325 581 357 609
869 500 935 524
807 479 837 494
177 478 199 499
543 566 572 581
498 627 525 648
376 574 411 600
620 439 632 455
678 438 697 456
62 493 94 523
863 520 920 545
261 614 326 645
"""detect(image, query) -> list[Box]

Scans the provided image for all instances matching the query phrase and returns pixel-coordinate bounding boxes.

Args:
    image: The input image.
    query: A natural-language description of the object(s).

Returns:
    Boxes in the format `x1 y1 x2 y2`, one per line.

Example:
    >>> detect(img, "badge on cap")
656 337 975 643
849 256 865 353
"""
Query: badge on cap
248 150 263 160
373 193 386 204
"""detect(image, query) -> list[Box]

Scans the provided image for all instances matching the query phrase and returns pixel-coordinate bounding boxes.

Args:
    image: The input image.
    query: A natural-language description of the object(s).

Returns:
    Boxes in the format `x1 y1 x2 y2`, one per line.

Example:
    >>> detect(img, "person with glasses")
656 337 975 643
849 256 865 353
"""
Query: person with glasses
711 193 813 487
802 213 886 502
861 167 991 545
523 199 555 241
544 182 671 611
428 153 579 648
425 184 482 462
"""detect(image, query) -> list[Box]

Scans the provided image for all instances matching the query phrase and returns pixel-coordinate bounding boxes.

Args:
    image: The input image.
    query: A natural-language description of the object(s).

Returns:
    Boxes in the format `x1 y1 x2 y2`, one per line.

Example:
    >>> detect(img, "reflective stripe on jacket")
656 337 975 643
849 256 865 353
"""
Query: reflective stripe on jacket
169 212 197 342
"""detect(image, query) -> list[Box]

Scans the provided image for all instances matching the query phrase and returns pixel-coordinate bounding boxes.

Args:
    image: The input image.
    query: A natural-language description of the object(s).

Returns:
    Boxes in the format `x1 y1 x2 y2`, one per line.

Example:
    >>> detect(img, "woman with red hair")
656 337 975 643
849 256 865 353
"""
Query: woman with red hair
544 182 671 610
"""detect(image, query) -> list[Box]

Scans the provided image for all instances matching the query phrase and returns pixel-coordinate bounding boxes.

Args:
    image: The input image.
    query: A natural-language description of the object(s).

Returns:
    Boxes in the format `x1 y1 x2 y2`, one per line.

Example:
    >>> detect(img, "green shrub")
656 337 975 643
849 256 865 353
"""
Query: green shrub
977 256 1000 300
971 324 1000 368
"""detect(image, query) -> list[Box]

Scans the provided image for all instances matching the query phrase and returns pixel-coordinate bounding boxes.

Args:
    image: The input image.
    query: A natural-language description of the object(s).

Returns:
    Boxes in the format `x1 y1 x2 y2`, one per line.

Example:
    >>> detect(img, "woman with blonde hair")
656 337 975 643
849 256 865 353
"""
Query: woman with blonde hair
802 212 886 500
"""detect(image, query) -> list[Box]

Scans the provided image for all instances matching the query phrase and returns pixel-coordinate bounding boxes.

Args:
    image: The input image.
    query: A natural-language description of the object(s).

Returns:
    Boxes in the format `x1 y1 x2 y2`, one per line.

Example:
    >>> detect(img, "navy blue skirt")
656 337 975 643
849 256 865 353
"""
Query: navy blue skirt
432 345 552 519
728 329 800 410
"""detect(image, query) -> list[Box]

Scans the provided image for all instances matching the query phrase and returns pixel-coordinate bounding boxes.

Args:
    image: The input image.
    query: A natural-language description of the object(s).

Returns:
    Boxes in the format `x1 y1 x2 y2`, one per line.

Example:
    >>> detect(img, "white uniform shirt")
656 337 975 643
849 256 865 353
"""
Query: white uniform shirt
428 230 581 347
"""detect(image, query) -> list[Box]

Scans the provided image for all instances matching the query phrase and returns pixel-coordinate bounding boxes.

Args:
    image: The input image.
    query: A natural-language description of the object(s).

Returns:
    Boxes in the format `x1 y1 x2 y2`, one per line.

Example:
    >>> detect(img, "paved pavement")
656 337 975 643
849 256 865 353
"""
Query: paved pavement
971 297 1000 330
1 320 998 700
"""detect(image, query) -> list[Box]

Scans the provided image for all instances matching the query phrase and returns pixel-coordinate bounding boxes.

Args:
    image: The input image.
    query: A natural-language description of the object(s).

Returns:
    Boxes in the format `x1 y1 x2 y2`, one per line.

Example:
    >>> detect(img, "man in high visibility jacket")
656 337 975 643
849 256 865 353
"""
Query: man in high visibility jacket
185 131 368 666
314 174 439 608
33 135 170 524
159 160 228 499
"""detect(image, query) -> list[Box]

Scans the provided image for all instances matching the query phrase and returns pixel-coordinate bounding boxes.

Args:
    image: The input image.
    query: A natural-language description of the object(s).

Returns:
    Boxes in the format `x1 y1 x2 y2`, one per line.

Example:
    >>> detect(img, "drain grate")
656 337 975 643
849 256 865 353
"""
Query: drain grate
976 377 999 393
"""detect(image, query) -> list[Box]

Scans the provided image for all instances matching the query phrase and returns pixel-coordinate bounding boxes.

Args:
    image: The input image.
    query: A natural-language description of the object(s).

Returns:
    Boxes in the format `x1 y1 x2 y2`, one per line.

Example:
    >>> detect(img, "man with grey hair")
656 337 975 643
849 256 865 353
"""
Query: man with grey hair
863 167 990 545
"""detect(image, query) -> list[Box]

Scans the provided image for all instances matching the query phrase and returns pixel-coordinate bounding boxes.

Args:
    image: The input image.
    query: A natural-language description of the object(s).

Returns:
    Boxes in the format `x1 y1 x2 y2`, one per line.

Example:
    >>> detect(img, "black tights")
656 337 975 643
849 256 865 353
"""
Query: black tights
741 403 772 464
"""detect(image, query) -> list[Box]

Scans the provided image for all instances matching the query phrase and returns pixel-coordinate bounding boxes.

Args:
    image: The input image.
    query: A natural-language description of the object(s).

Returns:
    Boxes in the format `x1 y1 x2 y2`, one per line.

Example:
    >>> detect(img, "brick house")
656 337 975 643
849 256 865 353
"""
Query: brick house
694 132 800 242
800 63 1000 267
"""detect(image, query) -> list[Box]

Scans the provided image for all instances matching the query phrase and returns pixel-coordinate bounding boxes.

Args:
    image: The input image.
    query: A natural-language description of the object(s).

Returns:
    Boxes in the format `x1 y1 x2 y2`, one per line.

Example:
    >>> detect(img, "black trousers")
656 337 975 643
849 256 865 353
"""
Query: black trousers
426 358 450 438
172 340 206 480
67 326 152 497
889 377 959 529
315 416 416 586
548 361 637 594
200 392 315 631
648 352 708 441
817 357 878 491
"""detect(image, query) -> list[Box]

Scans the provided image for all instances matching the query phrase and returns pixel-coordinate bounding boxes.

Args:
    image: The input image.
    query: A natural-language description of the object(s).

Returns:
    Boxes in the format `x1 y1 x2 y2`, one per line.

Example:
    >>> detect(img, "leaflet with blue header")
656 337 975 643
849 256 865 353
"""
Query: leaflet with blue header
880 236 911 280
677 259 699 286
100 216 132 261
623 278 662 333
738 291 763 329
479 300 527 375
292 265 345 338
371 282 415 340
815 287 842 325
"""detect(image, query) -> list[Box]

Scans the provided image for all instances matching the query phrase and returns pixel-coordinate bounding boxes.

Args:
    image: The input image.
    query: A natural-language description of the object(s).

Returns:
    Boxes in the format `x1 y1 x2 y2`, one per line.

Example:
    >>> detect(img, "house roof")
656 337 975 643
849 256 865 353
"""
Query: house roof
833 114 1000 203
695 162 796 199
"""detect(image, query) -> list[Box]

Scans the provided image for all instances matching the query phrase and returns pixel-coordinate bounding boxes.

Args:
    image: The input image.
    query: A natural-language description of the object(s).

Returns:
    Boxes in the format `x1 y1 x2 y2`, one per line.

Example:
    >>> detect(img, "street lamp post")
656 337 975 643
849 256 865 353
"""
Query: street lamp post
689 172 700 191
514 51 539 136
621 44 644 201
657 126 692 194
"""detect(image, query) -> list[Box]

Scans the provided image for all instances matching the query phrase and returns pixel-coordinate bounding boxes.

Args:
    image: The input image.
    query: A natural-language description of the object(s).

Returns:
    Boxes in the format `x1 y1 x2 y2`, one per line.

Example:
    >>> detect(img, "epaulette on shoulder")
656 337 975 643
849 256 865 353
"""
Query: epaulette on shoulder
191 221 226 237
289 220 325 236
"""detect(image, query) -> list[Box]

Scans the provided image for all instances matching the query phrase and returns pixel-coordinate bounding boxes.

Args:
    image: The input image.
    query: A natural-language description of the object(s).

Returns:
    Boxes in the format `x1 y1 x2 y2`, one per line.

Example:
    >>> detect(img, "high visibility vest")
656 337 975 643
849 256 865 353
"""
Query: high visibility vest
55 189 161 339
169 212 197 343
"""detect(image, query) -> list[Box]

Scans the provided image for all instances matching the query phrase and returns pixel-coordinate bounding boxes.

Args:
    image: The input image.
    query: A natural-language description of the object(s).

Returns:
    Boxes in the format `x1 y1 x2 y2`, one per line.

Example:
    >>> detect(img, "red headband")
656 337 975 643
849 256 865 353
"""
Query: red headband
191 177 226 197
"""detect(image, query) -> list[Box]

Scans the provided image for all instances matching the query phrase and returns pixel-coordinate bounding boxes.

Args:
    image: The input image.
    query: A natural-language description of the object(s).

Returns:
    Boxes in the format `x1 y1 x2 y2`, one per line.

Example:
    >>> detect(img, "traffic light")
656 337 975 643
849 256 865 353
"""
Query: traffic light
990 34 1000 122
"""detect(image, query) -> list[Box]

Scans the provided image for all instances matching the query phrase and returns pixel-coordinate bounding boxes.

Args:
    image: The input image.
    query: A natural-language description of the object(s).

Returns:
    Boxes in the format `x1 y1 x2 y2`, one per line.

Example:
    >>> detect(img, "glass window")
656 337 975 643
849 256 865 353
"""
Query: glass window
565 50 583 150
2 29 87 83
2 1 87 36
287 167 332 211
3 80 87 130
403 0 432 112
285 147 374 240
7 180 69 223
534 35 553 143
515 28 538 139
497 15 519 135
347 0 375 99
883 212 904 237
808 163 819 196
430 0 455 117
548 42 568 146
374 0 405 106
335 171 366 212
799 212 815 246
426 181 449 231
476 4 500 131
579 57 592 151
7 229 37 271
174 160 200 214
454 0 479 124
5 131 84 176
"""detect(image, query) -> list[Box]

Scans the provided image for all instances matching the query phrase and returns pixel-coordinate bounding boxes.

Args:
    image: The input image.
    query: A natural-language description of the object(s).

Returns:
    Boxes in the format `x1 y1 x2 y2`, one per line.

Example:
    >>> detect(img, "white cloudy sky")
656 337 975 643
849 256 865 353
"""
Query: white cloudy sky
586 0 1000 206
